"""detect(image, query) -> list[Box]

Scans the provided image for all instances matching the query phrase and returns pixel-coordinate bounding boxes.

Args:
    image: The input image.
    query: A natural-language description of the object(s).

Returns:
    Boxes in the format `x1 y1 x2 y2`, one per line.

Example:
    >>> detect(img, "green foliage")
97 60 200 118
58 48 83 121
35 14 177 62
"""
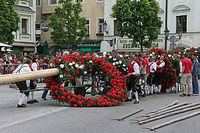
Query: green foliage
49 0 87 49
0 0 20 45
112 0 162 52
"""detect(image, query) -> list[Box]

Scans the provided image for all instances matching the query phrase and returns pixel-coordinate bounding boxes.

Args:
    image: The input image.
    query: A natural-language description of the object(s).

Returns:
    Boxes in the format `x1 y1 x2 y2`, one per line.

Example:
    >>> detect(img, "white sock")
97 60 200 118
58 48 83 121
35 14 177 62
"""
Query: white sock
19 93 26 105
31 92 34 100
27 95 31 101
158 85 162 93
127 90 132 100
19 93 22 103
178 83 181 92
134 91 139 101
148 86 151 95
150 86 154 94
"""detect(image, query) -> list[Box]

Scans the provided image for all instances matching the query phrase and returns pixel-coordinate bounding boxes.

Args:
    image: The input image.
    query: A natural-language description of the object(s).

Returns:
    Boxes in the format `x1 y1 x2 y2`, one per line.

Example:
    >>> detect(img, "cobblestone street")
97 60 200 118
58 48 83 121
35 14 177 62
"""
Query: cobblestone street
0 83 200 133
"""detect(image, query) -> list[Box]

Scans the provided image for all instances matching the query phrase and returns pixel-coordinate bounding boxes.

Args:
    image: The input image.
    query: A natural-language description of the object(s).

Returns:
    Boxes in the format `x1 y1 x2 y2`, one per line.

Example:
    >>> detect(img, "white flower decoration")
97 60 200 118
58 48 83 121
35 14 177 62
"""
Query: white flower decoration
119 60 122 64
60 64 64 68
113 58 117 61
59 75 64 78
69 63 73 66
116 62 119 65
75 64 79 68
89 60 93 63
84 71 87 75
109 56 112 59
79 65 84 69
112 63 116 66
119 55 123 58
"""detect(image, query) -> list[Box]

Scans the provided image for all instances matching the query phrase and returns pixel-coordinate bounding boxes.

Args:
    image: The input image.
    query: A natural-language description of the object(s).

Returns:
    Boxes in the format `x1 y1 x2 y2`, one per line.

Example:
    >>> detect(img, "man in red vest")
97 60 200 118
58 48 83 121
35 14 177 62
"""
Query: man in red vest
154 55 165 94
126 54 140 104
140 53 150 96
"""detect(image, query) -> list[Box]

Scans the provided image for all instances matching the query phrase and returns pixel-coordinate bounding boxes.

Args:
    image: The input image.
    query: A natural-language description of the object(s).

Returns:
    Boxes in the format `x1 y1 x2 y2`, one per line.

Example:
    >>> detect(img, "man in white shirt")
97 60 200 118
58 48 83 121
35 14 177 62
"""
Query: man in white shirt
13 59 32 108
126 54 140 104
147 56 157 95
154 55 165 94
28 58 39 104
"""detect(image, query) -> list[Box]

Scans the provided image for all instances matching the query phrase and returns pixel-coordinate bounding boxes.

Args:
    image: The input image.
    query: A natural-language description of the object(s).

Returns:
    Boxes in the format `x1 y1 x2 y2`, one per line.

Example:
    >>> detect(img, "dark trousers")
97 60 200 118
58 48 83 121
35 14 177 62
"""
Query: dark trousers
192 76 199 94
126 77 137 92
42 90 48 98
16 81 29 96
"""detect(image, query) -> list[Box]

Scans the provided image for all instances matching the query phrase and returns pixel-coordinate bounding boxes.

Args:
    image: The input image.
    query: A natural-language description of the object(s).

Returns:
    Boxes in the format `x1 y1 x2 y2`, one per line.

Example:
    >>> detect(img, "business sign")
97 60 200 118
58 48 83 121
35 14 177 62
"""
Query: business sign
117 38 139 50
152 37 164 48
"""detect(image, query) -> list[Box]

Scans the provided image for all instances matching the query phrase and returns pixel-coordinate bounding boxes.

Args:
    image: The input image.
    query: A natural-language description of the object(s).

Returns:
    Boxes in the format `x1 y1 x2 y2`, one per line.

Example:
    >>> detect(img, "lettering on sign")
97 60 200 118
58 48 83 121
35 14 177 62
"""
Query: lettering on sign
117 38 137 50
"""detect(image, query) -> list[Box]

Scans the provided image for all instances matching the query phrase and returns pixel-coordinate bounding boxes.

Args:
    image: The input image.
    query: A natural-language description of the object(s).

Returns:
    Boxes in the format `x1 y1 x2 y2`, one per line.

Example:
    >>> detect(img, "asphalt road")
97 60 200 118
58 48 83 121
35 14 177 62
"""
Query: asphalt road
0 83 200 133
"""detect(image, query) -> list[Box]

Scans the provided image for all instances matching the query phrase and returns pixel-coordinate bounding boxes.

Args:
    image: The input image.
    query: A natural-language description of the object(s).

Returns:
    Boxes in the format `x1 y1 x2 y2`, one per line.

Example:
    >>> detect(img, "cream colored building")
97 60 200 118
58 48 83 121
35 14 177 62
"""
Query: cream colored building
13 0 36 53
36 0 104 53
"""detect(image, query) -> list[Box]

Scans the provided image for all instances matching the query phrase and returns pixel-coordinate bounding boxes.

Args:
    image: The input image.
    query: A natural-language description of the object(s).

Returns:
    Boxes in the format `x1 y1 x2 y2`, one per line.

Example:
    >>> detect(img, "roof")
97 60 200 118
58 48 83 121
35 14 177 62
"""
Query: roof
14 5 35 13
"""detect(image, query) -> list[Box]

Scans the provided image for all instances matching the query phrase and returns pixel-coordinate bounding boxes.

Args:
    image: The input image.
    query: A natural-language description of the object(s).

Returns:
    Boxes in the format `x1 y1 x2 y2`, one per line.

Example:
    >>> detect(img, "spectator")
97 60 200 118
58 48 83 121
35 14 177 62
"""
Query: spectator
191 54 199 96
180 54 193 97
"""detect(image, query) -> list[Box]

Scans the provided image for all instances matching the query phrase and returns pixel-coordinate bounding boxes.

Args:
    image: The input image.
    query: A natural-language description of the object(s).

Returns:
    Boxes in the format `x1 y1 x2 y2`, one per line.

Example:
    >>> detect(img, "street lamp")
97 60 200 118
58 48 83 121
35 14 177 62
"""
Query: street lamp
177 26 182 39
164 0 168 51
103 21 108 34
168 27 182 50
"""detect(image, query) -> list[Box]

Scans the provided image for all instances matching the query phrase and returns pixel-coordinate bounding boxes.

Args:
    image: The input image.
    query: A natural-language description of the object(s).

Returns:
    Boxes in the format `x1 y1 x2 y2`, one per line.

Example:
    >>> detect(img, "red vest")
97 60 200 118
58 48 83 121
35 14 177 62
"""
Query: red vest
128 61 139 78
155 60 164 73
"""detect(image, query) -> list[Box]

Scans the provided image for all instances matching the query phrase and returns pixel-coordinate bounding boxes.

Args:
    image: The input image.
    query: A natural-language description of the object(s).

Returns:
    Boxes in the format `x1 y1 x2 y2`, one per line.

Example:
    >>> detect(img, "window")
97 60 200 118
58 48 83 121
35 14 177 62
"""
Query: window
36 24 41 30
97 0 104 2
97 18 104 33
49 0 57 5
22 19 28 34
114 20 119 36
75 0 83 3
86 19 90 36
176 15 187 33
36 0 41 6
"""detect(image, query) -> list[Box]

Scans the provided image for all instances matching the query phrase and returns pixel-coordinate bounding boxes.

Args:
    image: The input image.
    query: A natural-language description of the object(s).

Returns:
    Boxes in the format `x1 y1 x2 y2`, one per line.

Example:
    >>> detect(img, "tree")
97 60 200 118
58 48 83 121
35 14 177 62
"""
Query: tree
112 0 162 52
0 0 20 45
49 0 87 50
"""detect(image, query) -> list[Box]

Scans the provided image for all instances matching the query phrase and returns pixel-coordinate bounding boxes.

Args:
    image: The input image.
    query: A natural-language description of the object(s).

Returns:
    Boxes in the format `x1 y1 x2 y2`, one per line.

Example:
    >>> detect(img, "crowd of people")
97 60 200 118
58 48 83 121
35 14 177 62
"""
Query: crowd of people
0 49 199 108
125 52 199 104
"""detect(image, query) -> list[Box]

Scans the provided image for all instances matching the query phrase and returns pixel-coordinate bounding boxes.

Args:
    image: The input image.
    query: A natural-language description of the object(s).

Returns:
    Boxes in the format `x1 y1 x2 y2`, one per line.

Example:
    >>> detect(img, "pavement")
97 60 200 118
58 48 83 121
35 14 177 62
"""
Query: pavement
0 83 200 133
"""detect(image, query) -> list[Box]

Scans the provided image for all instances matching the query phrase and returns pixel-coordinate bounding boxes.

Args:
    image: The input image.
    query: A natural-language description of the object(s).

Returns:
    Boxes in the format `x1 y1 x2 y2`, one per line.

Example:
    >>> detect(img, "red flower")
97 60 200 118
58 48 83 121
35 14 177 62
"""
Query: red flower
76 71 80 75
89 68 92 72
67 96 71 100
71 98 75 102
53 95 56 99
61 96 65 100
73 104 77 107
70 77 74 80
56 59 60 64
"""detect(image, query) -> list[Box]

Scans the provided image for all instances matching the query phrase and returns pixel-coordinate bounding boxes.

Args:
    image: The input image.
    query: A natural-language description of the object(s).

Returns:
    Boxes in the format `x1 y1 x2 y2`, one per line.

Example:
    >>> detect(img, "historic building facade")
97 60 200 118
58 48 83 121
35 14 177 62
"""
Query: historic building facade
13 0 36 53
36 0 104 53
101 0 200 52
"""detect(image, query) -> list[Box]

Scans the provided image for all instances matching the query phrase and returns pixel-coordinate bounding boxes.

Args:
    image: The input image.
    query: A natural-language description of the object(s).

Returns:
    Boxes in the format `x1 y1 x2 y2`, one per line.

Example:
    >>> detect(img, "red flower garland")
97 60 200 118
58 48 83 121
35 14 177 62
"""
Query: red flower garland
45 54 127 107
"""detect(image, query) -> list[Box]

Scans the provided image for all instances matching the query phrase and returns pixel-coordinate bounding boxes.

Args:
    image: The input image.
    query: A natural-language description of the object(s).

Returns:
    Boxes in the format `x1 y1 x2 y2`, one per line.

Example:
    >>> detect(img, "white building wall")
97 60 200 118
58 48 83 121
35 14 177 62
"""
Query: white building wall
101 0 200 52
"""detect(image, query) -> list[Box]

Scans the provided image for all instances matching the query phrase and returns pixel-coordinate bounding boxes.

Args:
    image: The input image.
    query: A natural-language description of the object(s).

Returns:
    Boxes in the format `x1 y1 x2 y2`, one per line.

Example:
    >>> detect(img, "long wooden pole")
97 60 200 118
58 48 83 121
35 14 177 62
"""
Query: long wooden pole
146 100 179 115
112 108 144 121
139 105 200 124
150 111 200 131
0 68 59 85
147 102 200 119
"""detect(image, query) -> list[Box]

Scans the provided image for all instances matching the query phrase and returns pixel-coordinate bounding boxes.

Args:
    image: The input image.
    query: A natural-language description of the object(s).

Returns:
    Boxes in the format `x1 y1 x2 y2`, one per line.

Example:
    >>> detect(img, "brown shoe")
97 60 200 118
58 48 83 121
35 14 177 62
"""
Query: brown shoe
180 93 186 97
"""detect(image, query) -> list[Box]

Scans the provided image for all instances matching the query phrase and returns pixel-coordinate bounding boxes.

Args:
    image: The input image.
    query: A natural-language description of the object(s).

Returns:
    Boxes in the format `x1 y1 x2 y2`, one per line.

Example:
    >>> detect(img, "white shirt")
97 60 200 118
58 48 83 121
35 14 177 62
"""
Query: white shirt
179 61 182 73
157 60 165 68
131 61 140 75
13 64 31 87
149 61 157 73
31 62 38 71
